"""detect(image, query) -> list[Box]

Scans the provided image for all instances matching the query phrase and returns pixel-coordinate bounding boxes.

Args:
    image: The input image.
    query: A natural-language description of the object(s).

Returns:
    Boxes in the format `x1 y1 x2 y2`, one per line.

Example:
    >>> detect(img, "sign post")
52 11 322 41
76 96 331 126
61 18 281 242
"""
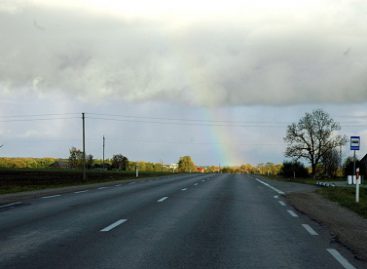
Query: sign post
350 136 360 203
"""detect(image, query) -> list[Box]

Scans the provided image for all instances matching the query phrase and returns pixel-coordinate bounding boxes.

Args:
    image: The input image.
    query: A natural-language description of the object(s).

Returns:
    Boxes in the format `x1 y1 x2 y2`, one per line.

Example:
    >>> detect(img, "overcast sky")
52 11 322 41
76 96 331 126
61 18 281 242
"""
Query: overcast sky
1 0 367 166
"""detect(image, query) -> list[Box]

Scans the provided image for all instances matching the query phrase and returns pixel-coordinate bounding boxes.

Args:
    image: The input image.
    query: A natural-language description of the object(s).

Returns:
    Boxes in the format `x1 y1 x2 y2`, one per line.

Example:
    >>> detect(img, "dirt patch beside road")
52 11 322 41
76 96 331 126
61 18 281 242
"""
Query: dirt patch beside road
287 191 367 261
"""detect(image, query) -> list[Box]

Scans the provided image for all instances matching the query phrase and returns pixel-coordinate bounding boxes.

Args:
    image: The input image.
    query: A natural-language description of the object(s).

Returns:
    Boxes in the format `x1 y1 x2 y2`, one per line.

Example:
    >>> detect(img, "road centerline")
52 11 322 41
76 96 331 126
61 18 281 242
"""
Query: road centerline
100 219 128 232
157 197 168 203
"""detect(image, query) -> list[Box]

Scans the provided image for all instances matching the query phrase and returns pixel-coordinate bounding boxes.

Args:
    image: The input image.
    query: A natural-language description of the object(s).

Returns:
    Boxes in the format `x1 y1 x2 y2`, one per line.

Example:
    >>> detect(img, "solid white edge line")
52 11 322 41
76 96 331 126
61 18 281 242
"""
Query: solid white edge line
287 210 298 217
157 197 168 203
100 219 128 232
42 195 61 199
302 224 318 236
0 201 23 208
279 201 286 207
255 178 285 195
74 190 89 194
327 248 356 269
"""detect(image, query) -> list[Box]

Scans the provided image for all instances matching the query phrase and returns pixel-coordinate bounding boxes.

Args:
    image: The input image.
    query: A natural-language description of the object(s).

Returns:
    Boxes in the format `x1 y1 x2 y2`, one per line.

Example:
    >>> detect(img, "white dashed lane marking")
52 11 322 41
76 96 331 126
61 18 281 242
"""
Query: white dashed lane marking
42 195 61 199
327 249 356 269
157 197 168 203
287 210 298 218
74 190 89 194
0 202 23 209
279 201 286 207
302 224 318 236
100 219 128 232
181 188 187 191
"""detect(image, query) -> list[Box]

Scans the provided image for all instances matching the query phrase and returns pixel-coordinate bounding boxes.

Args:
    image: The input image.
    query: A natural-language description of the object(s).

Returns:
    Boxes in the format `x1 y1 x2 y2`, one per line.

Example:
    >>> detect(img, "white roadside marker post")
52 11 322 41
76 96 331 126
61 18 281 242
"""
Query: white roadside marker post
350 136 360 204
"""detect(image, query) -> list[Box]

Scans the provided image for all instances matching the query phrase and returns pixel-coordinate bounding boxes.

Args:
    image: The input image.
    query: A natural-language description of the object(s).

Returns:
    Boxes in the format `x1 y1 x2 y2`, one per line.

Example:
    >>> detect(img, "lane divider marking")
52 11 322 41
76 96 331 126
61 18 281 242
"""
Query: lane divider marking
128 182 136 185
157 197 168 203
279 201 286 207
255 178 285 195
100 219 128 232
194 183 198 186
0 201 23 209
274 195 279 199
326 248 356 269
74 190 89 194
114 184 121 187
98 187 109 190
302 224 318 236
287 210 298 218
181 188 187 191
42 195 61 199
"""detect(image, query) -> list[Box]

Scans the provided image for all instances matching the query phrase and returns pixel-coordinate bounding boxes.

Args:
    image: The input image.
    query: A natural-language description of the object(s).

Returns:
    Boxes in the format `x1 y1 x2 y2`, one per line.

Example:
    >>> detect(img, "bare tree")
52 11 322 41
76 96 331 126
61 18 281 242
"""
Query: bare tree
284 109 346 177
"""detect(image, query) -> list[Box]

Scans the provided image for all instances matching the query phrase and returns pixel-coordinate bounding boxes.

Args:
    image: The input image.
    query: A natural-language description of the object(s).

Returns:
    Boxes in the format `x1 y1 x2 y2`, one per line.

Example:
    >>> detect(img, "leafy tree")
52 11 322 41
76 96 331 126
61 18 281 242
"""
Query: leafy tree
284 109 346 177
112 154 129 170
178 156 196 173
280 161 309 178
68 147 83 169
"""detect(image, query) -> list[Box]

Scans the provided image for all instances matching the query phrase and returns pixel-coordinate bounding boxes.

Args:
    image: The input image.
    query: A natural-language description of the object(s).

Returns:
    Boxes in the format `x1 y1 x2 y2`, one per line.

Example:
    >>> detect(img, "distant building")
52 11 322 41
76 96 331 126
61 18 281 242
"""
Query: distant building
196 167 205 173
360 154 367 178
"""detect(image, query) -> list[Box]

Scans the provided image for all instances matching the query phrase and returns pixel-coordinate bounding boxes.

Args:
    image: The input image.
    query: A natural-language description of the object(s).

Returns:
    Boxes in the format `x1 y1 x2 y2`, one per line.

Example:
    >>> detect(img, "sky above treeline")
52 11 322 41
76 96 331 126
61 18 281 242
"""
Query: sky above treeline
0 0 367 166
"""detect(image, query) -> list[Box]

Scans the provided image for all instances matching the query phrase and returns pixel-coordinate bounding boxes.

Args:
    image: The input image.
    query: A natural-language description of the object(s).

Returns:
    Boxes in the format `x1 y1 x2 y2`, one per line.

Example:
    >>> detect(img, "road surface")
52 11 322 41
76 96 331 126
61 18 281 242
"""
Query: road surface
0 174 364 268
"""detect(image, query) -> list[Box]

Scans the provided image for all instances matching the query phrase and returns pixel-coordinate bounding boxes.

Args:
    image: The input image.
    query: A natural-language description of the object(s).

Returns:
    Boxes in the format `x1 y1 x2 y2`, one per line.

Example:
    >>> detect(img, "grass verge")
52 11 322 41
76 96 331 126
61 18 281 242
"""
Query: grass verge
0 169 175 195
317 187 367 219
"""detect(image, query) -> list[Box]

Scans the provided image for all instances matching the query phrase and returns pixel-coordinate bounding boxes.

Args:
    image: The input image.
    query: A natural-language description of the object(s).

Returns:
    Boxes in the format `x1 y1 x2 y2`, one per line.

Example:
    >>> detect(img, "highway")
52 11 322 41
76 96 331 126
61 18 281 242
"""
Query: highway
0 174 363 269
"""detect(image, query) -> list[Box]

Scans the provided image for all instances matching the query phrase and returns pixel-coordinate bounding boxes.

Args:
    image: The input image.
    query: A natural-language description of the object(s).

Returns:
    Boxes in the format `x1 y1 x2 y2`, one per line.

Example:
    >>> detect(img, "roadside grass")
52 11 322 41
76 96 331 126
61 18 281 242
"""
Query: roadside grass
0 169 176 195
317 187 367 219
262 175 345 185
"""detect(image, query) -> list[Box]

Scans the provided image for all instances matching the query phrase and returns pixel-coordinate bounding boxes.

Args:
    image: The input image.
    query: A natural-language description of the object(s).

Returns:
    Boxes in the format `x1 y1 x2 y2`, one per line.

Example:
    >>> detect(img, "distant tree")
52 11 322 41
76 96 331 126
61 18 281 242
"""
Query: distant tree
280 161 309 179
284 109 346 177
343 156 360 176
112 154 129 170
178 156 196 173
321 149 341 178
68 147 83 168
86 154 94 169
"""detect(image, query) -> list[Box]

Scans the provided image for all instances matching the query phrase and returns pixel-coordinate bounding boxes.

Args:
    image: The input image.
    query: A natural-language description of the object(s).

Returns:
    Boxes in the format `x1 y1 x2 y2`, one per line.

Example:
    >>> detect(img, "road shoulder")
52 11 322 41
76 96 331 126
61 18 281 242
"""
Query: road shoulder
287 191 367 261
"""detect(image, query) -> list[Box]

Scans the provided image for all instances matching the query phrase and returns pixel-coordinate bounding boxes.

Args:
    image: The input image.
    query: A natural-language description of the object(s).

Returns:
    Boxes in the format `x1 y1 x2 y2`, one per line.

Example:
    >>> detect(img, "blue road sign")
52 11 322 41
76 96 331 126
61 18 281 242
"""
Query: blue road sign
350 136 360 151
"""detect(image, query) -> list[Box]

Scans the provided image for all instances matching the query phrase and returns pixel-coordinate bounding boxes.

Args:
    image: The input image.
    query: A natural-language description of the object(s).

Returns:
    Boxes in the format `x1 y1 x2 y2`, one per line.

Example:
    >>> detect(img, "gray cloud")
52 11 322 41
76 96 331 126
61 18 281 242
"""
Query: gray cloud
1 2 367 106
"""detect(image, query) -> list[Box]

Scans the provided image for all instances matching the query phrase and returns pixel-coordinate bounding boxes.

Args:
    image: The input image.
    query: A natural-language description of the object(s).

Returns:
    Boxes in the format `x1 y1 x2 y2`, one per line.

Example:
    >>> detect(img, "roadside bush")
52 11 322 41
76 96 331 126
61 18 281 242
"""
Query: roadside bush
279 161 309 178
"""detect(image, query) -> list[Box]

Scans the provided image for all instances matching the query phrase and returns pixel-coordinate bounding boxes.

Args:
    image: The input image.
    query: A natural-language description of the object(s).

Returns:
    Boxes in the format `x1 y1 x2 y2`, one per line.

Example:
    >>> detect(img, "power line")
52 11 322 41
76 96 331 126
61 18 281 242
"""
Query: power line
0 117 80 123
0 113 80 118
86 116 290 128
86 112 291 124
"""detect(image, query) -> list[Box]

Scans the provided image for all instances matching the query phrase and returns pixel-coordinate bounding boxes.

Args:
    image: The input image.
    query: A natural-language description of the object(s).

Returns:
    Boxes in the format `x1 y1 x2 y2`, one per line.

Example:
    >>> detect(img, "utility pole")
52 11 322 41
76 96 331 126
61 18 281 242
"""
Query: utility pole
82 113 86 181
102 135 105 170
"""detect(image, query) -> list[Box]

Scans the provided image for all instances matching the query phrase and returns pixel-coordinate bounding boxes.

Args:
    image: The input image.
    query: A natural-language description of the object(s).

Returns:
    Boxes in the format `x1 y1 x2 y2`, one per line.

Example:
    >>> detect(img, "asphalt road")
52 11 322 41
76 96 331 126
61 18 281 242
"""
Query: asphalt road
0 174 364 269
